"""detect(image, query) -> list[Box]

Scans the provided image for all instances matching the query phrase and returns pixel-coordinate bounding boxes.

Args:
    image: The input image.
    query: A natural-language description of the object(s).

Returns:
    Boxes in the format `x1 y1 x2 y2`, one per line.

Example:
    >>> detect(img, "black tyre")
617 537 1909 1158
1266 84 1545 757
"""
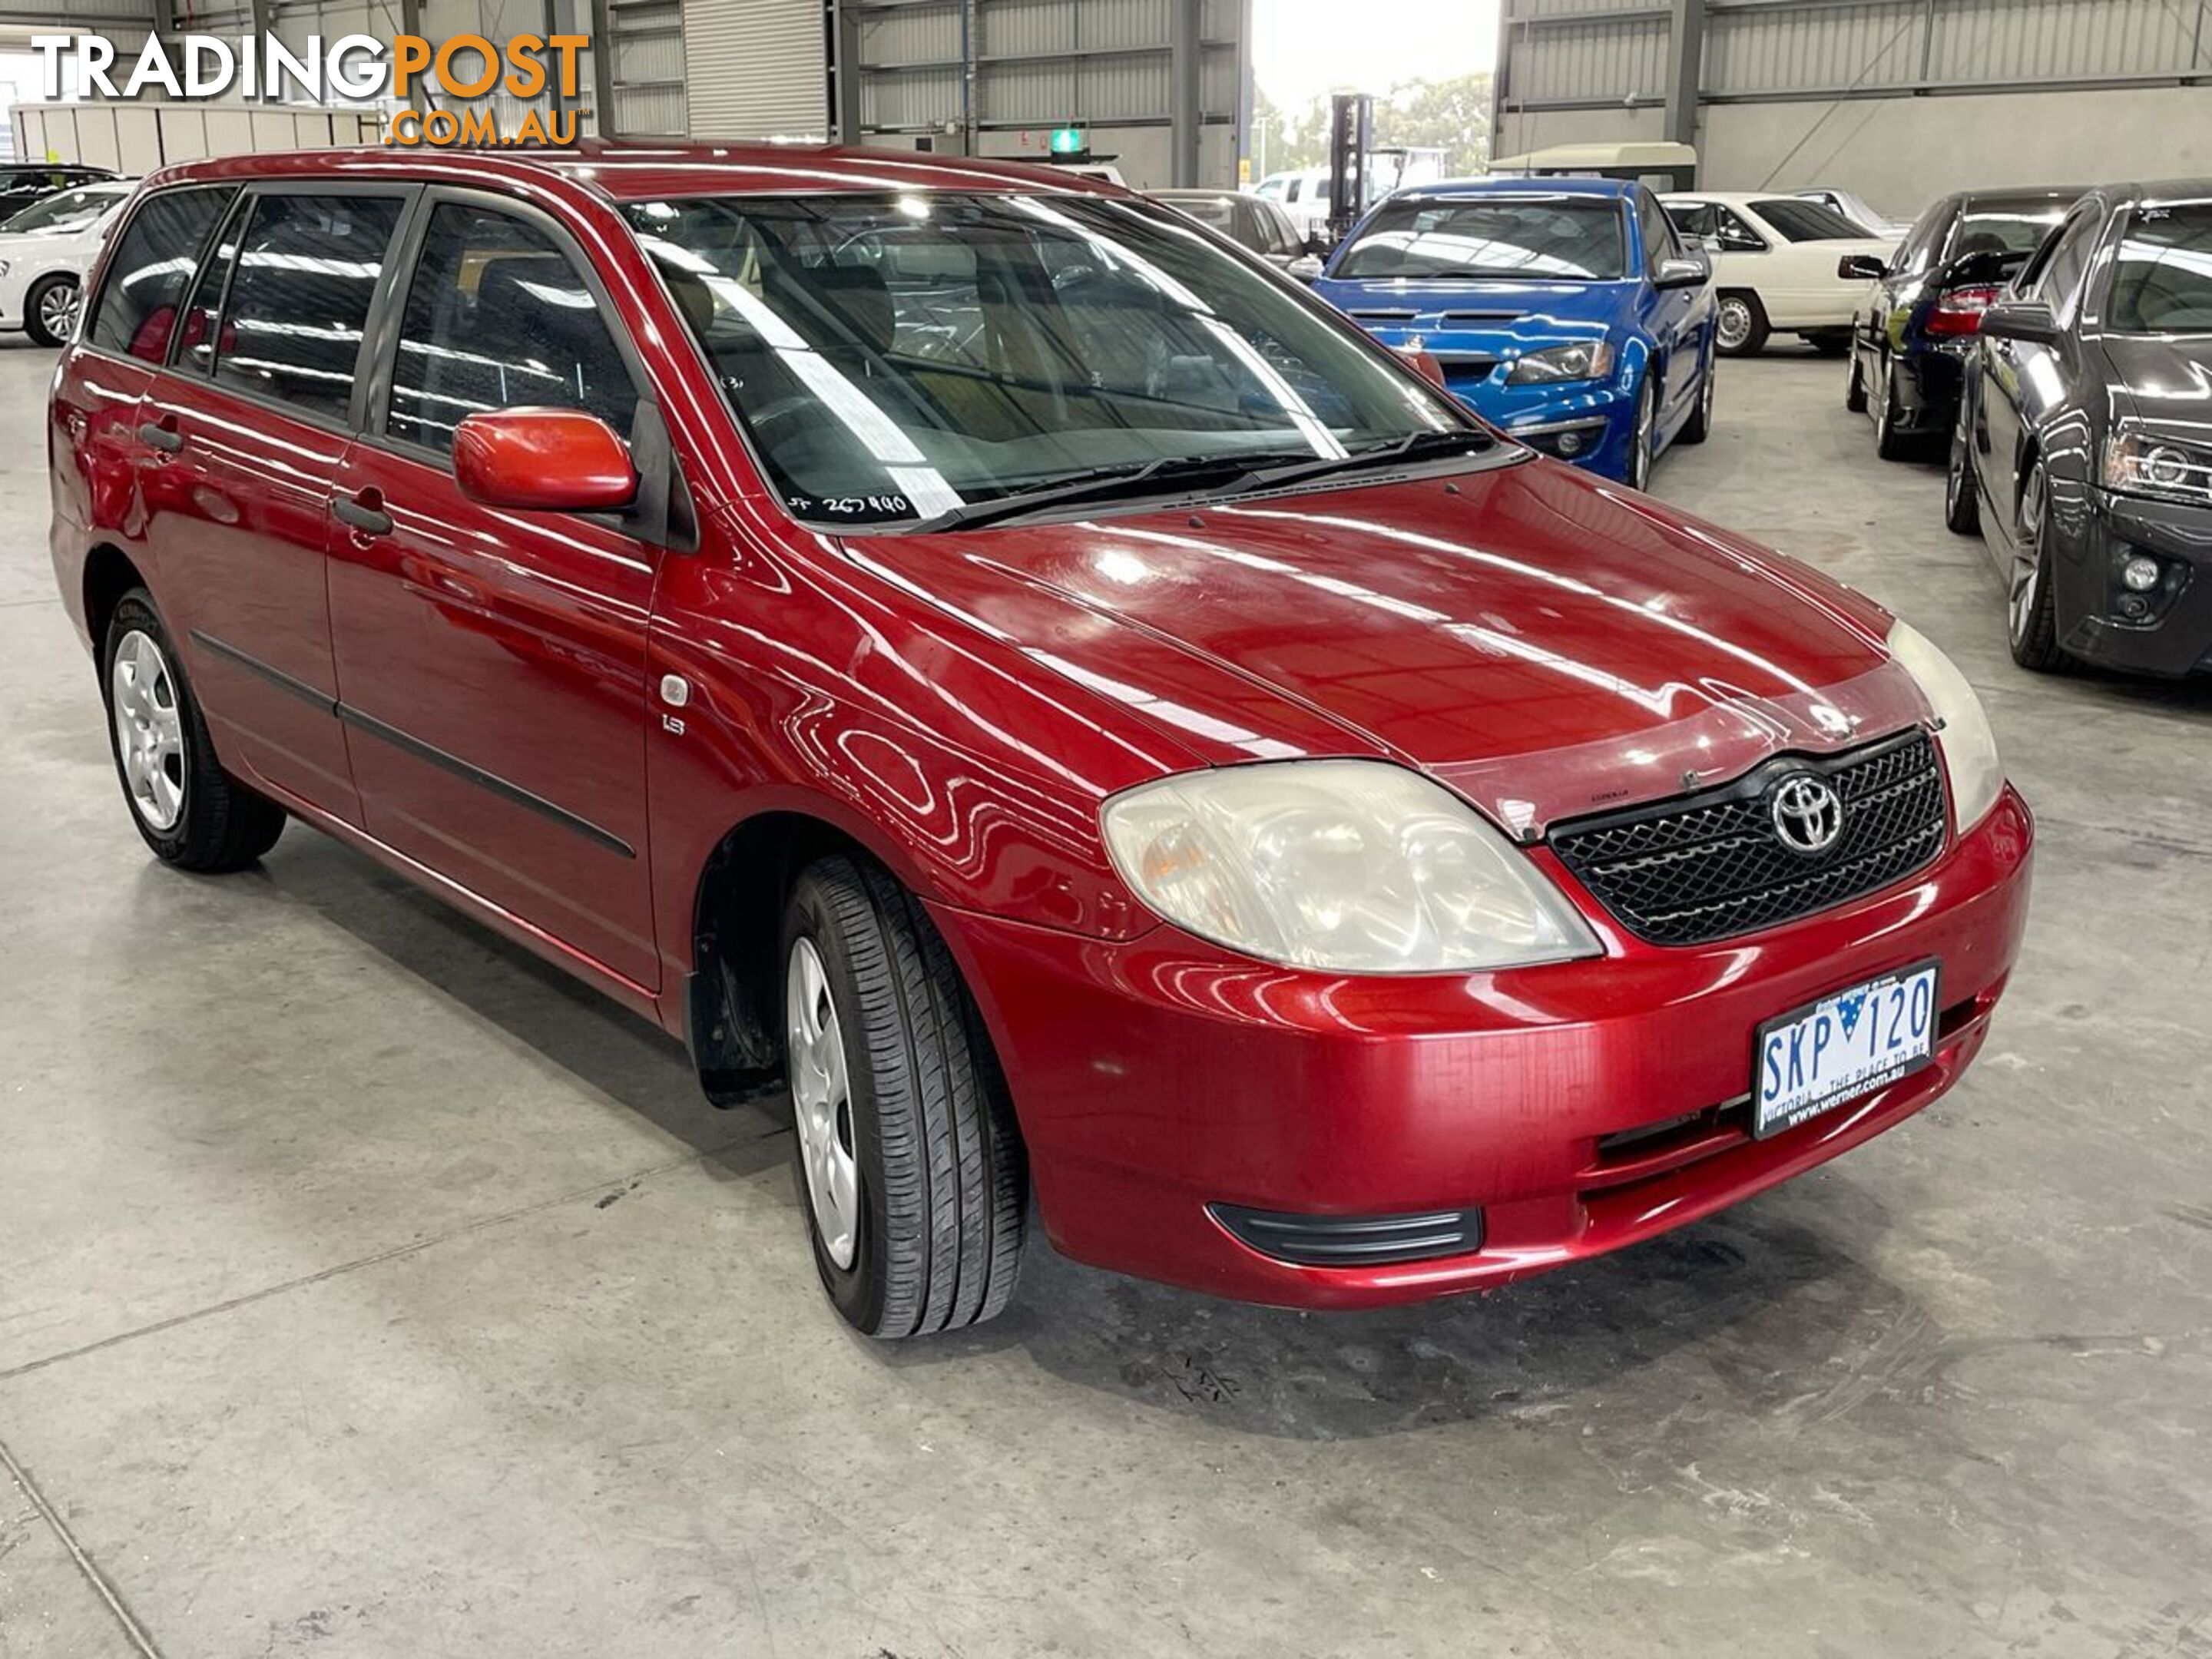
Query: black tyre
101 590 285 871
1676 347 1715 445
1874 359 1917 460
1844 340 1869 412
25 273 81 348
1714 290 1770 357
781 855 1025 1338
2006 465 2069 673
1945 406 1982 537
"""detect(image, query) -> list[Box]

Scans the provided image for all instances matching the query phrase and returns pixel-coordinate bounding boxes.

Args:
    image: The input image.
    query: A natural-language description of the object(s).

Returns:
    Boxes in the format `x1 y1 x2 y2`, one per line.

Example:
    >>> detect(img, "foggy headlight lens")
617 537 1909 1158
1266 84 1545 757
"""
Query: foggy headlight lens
1101 760 1601 973
1507 340 1615 385
1886 620 2004 832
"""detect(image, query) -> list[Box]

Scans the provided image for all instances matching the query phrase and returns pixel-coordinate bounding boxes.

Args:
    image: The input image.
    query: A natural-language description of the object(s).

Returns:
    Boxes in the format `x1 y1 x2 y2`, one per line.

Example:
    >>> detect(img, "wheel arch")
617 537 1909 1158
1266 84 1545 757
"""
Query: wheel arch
683 804 912 1105
81 542 146 652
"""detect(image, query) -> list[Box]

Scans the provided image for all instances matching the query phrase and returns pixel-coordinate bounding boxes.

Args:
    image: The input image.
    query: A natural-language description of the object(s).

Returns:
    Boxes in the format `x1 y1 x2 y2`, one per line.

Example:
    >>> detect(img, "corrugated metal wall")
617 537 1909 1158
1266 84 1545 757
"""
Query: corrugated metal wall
606 0 686 134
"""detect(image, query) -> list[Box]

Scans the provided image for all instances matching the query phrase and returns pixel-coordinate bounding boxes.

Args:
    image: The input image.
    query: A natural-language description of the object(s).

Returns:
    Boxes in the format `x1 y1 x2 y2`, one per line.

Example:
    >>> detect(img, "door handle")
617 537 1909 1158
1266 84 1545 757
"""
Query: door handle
331 488 393 538
137 418 182 453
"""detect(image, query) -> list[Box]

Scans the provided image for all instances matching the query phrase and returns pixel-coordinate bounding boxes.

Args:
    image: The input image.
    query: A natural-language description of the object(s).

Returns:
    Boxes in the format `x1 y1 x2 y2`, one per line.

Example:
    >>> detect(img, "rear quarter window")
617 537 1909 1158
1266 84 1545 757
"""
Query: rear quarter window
84 187 237 364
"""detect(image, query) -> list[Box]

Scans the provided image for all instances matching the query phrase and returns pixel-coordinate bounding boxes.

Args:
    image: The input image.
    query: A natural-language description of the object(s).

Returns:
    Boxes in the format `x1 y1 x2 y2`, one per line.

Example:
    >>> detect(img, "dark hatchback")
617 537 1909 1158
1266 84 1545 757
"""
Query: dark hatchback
1843 187 2080 458
1949 183 2212 677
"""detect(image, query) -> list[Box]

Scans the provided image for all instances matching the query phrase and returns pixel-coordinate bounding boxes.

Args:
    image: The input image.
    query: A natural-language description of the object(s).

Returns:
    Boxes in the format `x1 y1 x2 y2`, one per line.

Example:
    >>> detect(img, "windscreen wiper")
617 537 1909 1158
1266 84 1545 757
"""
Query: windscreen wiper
912 451 1317 532
1238 428 1493 493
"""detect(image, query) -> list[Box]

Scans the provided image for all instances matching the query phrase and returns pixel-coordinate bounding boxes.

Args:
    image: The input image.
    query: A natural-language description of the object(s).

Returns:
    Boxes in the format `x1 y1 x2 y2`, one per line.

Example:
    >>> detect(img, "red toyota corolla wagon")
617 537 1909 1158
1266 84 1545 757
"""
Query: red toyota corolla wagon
50 145 2032 1337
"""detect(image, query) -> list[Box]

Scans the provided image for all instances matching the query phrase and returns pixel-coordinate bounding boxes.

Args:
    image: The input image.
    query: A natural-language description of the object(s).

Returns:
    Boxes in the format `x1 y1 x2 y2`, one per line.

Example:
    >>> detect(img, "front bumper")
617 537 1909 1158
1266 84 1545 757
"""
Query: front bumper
2059 489 2212 676
936 786 2032 1310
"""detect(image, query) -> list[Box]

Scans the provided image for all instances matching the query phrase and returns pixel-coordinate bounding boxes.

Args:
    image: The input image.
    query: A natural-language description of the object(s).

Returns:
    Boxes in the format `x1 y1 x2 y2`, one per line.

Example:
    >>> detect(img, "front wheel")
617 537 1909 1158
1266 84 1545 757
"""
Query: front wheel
781 855 1026 1338
1624 378 1656 489
25 274 81 348
1945 407 1982 536
2007 465 2069 672
101 590 286 870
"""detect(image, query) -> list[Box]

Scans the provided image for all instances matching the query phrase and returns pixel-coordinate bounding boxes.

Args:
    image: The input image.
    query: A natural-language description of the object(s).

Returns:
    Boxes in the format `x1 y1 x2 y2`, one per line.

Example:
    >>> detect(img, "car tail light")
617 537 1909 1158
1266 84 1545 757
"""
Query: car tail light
1927 283 2002 338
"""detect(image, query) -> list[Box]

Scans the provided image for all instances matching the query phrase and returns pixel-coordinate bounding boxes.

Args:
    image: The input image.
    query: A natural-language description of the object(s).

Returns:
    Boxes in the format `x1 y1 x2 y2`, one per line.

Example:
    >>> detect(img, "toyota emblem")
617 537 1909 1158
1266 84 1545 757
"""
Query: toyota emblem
1770 775 1845 855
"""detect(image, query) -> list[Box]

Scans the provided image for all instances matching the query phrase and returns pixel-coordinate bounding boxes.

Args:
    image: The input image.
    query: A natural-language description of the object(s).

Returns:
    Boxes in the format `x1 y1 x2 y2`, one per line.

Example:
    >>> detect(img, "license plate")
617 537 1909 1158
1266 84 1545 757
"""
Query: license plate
1753 960 1940 1140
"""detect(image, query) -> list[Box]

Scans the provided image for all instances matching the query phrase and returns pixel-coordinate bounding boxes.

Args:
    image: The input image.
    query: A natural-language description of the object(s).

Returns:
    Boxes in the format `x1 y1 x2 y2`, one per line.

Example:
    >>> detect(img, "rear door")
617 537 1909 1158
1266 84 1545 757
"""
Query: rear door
1976 203 2103 539
137 185 411 823
326 191 662 990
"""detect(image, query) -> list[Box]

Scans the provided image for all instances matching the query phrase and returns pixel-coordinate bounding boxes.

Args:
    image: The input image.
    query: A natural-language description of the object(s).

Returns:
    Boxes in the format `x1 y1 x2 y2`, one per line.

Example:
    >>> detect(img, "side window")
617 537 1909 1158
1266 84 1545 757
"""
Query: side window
2023 208 2100 315
172 196 246 378
210 193 404 421
386 201 640 456
85 186 236 364
1714 207 1766 252
1636 190 1670 273
1666 201 1714 242
1892 204 1947 277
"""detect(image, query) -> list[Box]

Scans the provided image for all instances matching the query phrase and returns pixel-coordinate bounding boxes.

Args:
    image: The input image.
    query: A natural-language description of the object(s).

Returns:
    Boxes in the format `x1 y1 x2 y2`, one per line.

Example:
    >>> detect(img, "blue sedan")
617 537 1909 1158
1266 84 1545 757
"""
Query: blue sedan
1313 177 1719 487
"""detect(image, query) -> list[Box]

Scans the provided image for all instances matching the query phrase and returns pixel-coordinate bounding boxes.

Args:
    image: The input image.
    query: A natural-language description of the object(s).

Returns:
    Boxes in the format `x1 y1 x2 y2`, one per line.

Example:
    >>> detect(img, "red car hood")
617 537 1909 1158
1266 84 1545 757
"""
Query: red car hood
840 456 1931 831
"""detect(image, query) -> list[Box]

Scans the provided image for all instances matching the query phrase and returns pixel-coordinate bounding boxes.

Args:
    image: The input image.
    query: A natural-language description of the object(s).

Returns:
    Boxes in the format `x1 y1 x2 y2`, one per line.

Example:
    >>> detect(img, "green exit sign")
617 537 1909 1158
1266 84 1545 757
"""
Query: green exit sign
1048 127 1085 154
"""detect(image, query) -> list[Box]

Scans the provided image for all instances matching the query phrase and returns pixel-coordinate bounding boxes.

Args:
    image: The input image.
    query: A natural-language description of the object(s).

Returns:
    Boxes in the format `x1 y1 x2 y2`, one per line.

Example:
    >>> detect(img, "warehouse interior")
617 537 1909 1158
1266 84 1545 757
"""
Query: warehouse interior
2 2 2209 1656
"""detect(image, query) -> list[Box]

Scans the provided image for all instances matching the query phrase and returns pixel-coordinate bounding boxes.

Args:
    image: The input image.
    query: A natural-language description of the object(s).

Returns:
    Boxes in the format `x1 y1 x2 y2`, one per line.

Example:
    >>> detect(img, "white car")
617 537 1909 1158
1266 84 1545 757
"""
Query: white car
1661 190 1898 356
1793 187 1914 240
0 178 135 347
1252 168 1334 240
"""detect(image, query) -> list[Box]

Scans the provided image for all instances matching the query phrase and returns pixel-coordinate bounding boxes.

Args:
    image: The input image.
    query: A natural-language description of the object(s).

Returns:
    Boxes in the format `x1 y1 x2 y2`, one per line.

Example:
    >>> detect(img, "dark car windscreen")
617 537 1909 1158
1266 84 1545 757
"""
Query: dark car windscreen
624 191 1470 528
1748 198 1865 242
1945 201 2072 263
1332 197 1628 282
2106 203 2212 333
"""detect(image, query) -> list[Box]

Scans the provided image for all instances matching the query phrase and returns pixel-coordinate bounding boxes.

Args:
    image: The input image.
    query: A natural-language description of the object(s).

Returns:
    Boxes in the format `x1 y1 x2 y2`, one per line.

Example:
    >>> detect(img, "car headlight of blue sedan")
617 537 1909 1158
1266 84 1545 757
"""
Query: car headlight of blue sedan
1507 340 1616 385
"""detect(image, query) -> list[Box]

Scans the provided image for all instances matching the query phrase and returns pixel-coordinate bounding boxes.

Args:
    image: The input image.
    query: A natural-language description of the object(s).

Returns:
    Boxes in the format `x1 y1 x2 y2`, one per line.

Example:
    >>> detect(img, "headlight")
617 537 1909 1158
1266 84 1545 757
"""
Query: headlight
2102 429 2212 506
1507 340 1615 386
1886 620 2003 832
1100 759 1600 973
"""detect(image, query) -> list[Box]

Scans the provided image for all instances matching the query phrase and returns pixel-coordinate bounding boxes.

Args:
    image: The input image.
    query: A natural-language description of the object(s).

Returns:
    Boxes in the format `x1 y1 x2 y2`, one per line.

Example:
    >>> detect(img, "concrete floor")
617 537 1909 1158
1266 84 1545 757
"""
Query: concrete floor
1 336 2208 1659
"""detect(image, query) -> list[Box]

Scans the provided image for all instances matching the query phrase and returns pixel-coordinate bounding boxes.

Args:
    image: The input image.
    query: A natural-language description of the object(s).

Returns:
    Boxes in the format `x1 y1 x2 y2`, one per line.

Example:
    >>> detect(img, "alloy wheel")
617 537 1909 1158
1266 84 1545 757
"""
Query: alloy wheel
786 935 860 1270
38 280 80 341
1715 297 1752 353
110 628 185 831
2010 471 2046 644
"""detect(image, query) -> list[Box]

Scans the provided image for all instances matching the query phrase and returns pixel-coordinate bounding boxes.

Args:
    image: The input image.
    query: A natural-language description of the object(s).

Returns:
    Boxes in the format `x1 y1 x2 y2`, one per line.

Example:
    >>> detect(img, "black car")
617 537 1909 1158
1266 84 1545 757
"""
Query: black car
0 163 117 218
1843 187 2079 459
1148 189 1323 277
1947 183 2212 676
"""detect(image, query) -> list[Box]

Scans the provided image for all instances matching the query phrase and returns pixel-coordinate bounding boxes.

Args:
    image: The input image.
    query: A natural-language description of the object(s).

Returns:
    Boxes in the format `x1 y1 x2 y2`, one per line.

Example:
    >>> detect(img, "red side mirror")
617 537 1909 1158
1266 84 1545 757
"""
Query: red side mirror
453 408 637 514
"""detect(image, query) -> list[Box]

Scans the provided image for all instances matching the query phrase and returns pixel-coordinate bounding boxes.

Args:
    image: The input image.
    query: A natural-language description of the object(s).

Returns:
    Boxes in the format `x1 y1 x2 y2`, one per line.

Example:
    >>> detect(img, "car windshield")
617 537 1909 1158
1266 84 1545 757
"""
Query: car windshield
1947 203 2071 262
1332 196 1626 281
3 186 124 234
2106 202 2212 333
1749 198 1864 242
624 191 1474 529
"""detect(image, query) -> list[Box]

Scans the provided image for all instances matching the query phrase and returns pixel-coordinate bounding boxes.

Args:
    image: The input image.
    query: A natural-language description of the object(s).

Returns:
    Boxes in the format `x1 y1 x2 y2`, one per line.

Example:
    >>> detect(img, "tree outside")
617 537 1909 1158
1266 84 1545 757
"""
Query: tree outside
1251 73 1494 182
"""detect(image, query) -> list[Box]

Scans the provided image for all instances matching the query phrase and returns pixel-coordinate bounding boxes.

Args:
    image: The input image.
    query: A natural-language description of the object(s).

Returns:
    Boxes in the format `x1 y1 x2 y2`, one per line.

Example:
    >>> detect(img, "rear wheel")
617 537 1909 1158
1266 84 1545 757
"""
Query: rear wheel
1714 291 1769 357
1676 347 1715 445
2007 464 2069 672
25 274 81 348
1844 339 1869 412
781 855 1025 1338
101 590 286 871
1875 359 1917 460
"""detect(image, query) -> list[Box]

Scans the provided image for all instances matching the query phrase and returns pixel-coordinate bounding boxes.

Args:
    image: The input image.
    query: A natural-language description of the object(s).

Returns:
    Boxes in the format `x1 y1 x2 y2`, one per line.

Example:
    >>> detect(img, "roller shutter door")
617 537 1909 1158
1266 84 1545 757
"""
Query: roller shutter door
682 0 827 139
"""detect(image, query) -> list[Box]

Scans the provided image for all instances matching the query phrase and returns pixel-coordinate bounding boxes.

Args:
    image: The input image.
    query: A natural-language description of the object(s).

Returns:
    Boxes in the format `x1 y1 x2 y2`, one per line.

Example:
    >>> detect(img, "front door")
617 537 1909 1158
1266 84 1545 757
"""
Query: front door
140 186 412 823
326 194 661 991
